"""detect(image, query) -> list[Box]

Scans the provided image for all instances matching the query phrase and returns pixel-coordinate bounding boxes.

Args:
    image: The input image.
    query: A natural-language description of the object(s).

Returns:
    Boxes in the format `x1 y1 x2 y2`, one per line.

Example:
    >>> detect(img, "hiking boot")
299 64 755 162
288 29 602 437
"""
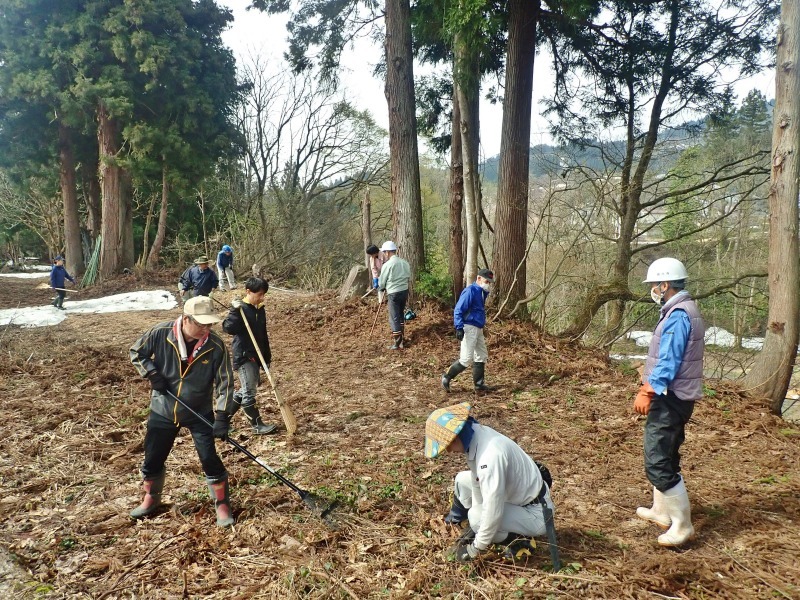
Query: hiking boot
208 479 235 528
130 470 165 519
472 362 494 392
441 361 467 392
243 405 277 435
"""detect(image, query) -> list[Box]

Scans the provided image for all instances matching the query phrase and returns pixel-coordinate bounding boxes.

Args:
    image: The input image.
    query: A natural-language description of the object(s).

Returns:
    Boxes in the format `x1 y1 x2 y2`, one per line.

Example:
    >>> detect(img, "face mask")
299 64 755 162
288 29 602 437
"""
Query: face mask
650 284 665 305
479 282 491 292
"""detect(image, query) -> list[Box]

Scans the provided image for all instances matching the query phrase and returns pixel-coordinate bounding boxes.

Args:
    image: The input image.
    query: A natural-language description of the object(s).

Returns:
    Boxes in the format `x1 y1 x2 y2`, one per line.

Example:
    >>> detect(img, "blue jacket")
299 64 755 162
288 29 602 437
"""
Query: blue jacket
50 265 75 289
179 265 218 296
454 282 488 329
217 250 233 269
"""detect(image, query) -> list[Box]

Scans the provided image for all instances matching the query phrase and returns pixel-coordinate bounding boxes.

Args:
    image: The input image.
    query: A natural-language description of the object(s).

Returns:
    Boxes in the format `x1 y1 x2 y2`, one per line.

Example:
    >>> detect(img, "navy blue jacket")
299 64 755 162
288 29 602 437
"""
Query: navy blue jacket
179 265 218 296
454 282 488 329
217 250 233 269
50 265 75 289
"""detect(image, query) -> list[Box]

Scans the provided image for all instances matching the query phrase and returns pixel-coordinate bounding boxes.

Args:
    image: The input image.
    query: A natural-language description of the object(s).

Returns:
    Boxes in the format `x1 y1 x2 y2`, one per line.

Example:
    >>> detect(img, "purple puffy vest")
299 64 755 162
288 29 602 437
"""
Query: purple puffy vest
643 291 705 401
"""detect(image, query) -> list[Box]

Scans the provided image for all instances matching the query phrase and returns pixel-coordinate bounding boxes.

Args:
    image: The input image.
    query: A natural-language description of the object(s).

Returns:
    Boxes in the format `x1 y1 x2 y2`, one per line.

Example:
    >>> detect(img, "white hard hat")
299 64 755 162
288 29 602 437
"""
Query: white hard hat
643 257 688 283
380 241 398 252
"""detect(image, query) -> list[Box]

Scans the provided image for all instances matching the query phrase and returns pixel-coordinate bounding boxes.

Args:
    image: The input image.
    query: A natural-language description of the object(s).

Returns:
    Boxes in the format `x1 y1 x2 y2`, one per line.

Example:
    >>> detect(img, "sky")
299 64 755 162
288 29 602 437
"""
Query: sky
217 0 776 160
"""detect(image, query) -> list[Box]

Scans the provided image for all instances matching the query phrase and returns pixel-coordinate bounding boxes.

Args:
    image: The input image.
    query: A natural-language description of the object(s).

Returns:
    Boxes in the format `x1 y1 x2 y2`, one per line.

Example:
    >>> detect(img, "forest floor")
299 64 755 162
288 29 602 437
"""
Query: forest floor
0 273 798 599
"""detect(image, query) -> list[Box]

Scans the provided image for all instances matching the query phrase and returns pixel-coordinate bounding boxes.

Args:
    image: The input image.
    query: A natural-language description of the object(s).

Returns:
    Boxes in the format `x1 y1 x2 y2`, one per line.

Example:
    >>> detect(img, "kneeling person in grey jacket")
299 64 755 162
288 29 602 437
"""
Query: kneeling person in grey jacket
129 296 236 527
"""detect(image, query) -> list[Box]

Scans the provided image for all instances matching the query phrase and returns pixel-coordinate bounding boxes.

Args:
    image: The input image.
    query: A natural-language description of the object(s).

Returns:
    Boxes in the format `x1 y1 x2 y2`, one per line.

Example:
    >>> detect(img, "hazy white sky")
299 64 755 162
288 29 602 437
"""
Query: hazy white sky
217 0 776 159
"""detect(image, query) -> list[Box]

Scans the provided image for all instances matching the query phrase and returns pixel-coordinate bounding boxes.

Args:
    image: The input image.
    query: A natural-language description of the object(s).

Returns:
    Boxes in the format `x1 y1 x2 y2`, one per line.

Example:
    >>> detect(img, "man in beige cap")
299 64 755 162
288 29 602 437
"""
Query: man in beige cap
129 296 236 527
425 402 556 563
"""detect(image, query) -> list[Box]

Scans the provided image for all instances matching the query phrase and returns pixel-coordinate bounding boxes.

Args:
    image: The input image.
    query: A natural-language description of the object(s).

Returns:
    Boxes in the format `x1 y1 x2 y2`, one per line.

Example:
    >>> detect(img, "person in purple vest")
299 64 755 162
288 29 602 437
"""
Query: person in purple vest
634 257 705 547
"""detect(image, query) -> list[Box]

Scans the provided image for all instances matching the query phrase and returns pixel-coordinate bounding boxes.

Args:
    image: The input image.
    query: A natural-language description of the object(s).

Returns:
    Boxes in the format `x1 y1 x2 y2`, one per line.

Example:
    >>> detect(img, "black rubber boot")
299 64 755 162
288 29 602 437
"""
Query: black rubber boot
473 362 493 392
242 405 277 435
441 361 467 392
444 495 469 525
55 295 65 310
388 332 404 350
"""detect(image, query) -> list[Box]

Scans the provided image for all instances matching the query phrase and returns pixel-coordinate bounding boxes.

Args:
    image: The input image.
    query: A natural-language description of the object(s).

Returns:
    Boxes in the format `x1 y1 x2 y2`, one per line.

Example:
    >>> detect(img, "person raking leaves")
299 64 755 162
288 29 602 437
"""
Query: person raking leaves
129 296 236 527
634 257 705 547
425 402 557 563
222 277 278 435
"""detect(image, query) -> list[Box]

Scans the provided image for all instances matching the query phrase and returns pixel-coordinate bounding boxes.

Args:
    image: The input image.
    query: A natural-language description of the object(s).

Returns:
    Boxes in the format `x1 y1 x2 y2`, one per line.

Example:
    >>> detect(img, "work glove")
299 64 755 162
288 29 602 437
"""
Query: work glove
147 370 169 392
213 412 230 440
454 542 481 563
231 298 242 309
634 381 656 415
455 328 465 341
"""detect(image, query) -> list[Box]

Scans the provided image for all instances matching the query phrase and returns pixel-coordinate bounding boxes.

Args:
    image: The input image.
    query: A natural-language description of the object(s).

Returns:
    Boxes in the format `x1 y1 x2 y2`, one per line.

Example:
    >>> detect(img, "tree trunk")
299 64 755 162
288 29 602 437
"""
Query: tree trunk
58 124 84 276
84 166 101 241
492 0 538 313
146 164 170 270
384 0 424 279
119 168 135 271
449 89 465 300
362 188 372 271
98 102 122 280
455 32 481 284
743 3 800 415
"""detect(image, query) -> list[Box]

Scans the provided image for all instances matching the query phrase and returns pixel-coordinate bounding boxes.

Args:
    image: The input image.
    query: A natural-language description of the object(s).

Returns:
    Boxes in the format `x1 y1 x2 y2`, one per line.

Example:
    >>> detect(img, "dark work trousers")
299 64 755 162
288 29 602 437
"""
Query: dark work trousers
142 410 227 484
644 392 695 493
387 289 409 333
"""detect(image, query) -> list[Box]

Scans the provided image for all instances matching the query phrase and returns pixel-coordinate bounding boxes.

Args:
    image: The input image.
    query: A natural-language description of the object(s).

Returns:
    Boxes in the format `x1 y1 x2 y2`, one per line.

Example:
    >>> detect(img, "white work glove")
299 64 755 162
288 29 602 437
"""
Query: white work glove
231 298 242 309
455 543 482 562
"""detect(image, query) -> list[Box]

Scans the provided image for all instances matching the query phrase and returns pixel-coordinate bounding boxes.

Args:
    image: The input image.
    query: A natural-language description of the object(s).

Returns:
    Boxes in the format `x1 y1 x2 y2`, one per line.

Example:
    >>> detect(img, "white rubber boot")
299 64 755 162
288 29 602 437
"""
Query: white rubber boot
636 487 671 529
658 477 695 547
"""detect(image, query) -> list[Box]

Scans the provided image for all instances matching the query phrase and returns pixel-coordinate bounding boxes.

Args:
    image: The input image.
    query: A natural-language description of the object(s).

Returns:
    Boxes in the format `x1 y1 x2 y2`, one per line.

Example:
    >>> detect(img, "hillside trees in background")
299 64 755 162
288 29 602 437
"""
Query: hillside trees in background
252 0 425 278
0 0 240 279
545 0 778 340
235 53 388 281
744 0 800 415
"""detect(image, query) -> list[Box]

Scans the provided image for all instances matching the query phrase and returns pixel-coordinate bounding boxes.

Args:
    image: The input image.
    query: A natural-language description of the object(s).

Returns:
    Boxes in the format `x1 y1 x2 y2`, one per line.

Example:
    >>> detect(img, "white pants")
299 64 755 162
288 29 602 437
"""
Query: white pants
458 324 487 367
453 470 554 542
218 266 235 290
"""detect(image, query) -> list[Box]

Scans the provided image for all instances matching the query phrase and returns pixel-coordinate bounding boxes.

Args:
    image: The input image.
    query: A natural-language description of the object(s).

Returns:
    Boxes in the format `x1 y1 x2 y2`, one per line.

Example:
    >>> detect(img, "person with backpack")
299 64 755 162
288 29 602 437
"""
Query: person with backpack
424 402 556 562
377 241 411 350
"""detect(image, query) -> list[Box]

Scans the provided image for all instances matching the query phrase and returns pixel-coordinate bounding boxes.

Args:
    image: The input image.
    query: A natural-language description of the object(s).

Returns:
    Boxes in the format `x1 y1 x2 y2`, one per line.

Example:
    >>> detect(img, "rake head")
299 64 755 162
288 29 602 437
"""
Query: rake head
301 492 341 529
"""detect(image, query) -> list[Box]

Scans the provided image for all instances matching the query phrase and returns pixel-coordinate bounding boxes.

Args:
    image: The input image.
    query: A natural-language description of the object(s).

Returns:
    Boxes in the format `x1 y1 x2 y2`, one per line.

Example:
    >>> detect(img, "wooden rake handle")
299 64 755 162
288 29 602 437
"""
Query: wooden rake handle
239 306 297 435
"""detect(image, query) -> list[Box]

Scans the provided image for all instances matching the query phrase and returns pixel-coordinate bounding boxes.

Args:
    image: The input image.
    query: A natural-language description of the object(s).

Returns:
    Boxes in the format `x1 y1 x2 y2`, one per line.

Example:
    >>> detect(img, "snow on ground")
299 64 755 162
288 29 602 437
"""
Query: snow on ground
0 290 178 328
627 326 764 350
0 272 50 279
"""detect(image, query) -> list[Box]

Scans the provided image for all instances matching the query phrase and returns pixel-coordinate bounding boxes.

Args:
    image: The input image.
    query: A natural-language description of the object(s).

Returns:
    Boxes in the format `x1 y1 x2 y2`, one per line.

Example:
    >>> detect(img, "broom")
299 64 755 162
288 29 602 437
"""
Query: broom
240 307 298 435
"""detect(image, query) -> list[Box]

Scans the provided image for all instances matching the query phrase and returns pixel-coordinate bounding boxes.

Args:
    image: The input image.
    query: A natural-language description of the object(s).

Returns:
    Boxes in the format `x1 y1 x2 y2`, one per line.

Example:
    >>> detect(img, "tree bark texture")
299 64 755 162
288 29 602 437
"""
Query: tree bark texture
59 124 84 276
119 168 135 271
744 3 800 415
98 103 122 280
146 164 170 270
83 165 101 240
362 188 372 271
454 34 481 284
384 0 424 279
449 90 465 300
492 0 538 313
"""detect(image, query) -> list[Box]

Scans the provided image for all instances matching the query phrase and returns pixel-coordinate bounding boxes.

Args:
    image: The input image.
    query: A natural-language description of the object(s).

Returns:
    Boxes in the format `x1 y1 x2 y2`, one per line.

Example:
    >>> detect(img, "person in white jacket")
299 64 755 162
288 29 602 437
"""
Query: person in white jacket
424 402 555 562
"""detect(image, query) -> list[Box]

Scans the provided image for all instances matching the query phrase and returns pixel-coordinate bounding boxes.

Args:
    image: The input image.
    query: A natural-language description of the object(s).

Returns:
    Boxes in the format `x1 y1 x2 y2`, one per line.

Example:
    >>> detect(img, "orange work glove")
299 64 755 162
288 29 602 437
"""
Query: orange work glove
633 382 656 415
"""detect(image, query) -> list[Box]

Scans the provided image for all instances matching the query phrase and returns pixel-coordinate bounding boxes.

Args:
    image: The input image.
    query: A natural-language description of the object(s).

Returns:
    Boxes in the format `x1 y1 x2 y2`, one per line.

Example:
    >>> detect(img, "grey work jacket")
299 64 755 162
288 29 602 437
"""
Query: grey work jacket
130 320 234 424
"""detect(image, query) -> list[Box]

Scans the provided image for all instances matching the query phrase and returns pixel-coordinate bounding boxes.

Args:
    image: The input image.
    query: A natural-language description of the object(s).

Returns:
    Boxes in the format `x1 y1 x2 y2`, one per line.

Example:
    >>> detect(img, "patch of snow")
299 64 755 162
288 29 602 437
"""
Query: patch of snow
610 354 648 361
628 327 763 350
0 272 49 279
0 290 178 328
